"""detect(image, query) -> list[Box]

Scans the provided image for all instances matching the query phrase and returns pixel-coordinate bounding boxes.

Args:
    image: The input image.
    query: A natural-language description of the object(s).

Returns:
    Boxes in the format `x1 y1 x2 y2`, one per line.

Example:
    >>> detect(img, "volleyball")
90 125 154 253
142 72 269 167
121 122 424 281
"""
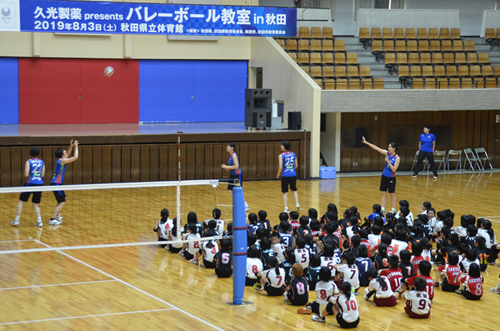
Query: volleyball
103 66 114 77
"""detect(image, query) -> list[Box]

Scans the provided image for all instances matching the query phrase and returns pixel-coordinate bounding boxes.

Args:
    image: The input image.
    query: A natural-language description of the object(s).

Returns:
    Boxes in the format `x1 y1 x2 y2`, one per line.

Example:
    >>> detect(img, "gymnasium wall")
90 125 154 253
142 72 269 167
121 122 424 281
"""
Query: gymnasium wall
0 58 19 124
339 110 500 172
250 37 321 178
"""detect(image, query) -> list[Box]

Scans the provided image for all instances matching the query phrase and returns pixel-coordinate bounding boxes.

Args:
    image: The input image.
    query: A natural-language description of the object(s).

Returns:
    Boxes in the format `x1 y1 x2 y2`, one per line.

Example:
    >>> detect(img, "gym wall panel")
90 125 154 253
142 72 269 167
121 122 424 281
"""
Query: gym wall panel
0 58 19 124
19 58 81 124
139 60 247 123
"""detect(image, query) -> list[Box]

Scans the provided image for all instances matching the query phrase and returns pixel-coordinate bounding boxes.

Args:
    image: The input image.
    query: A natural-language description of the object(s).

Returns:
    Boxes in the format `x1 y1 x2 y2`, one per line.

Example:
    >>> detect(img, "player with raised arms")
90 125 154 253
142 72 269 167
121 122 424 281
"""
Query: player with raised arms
221 142 250 211
277 140 300 213
11 147 45 227
361 137 400 214
49 140 79 225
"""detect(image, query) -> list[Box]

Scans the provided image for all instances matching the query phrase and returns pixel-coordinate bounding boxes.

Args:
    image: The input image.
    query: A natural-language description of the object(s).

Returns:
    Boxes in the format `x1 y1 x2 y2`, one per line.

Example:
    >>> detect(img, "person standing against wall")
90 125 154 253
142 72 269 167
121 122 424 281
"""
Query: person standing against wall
412 126 438 180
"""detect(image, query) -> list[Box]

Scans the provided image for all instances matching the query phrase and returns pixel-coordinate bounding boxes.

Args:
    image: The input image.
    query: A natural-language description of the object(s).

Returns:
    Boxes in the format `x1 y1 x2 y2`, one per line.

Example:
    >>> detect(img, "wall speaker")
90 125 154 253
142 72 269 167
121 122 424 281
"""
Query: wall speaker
245 89 272 128
288 111 302 130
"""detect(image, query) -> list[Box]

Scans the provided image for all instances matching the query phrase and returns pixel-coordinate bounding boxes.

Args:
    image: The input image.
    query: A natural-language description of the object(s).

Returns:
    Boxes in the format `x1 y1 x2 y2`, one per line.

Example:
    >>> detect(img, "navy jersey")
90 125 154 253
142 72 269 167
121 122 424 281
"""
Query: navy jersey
228 152 241 176
382 153 398 178
280 232 294 249
184 222 204 236
399 261 415 280
355 257 372 286
281 258 295 281
247 223 263 234
464 235 476 249
51 159 66 184
287 276 309 305
281 151 297 177
27 158 44 184
333 248 343 264
307 265 321 290
261 249 274 269
215 250 233 272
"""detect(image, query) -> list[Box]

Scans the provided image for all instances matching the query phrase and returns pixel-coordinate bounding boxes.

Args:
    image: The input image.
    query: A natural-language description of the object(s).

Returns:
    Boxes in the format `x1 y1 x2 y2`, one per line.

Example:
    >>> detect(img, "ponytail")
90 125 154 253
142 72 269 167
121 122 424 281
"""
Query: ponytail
275 265 281 277
377 275 387 288
160 208 169 224
340 282 352 301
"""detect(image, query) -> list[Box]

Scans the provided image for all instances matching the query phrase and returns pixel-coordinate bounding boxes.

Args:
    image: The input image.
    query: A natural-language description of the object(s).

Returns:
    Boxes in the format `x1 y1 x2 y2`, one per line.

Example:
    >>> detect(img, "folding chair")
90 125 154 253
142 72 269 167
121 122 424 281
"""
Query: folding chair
434 151 447 172
463 148 482 171
475 147 493 170
446 150 462 172
410 151 429 173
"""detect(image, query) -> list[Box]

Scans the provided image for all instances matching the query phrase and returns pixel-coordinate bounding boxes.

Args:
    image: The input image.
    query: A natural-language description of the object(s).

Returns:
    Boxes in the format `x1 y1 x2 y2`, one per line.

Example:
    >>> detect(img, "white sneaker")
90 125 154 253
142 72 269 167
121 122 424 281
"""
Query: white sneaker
34 220 43 227
56 214 64 221
48 219 62 225
190 258 199 265
178 250 185 256
312 315 325 323
245 205 251 211
11 220 20 226
412 175 417 180
390 209 396 214
284 207 290 213
296 204 300 211
433 176 438 180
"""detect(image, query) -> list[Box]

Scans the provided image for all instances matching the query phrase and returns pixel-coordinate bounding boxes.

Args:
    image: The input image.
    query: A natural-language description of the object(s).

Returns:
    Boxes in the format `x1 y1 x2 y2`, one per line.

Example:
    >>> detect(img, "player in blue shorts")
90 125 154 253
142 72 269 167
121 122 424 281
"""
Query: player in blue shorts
221 142 250 211
49 140 79 225
11 147 45 227
277 141 300 213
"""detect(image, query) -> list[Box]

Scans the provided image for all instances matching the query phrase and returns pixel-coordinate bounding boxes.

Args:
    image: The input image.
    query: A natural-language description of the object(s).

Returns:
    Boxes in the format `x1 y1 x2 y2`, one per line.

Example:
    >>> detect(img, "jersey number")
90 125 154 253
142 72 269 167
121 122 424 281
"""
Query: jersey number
418 299 427 310
297 282 306 295
252 265 259 274
222 253 230 264
345 300 357 311
320 289 327 300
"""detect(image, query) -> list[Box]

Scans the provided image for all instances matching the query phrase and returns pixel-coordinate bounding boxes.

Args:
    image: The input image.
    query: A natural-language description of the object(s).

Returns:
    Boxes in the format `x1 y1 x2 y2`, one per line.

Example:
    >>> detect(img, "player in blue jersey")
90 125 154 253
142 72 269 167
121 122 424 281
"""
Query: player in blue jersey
11 147 45 227
362 137 400 214
412 125 438 180
277 141 299 213
221 142 250 211
49 140 79 225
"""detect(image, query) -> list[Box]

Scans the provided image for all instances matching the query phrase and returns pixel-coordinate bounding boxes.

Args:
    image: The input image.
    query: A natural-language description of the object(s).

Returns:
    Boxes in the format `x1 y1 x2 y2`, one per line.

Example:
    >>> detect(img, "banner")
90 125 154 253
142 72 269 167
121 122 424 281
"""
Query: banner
0 0 297 36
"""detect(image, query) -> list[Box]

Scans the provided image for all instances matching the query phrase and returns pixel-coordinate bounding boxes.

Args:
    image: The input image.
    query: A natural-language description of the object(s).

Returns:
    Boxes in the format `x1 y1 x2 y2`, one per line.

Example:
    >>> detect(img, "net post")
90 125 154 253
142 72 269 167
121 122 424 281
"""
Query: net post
232 184 247 305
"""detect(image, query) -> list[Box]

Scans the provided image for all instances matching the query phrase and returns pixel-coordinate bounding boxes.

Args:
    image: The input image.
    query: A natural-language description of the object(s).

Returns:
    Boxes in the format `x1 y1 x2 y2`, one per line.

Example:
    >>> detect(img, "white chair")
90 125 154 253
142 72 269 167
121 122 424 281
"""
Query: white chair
464 148 482 171
475 147 493 170
410 150 429 173
446 150 462 172
434 150 447 172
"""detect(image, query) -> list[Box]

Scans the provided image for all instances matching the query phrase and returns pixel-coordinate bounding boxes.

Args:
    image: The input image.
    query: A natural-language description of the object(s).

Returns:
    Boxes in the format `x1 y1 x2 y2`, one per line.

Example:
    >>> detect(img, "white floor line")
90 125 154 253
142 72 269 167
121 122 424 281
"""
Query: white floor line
0 280 117 291
0 308 175 326
0 239 35 243
33 239 225 331
480 216 500 219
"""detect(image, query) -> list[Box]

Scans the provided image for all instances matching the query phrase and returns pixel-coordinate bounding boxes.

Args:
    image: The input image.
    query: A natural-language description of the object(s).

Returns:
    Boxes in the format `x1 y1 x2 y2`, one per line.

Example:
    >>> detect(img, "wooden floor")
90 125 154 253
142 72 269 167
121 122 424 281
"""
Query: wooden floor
1 172 500 330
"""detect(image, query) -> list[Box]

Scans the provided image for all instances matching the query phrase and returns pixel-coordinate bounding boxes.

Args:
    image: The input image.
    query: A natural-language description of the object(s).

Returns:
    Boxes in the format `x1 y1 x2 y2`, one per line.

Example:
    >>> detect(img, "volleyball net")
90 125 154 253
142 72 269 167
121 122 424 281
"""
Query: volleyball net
0 179 230 254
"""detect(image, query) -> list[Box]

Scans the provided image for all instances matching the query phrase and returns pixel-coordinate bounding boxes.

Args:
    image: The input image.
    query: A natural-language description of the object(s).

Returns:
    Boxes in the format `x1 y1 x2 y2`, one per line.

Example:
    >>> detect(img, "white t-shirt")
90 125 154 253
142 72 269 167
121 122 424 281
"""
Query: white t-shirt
204 218 225 235
246 257 263 279
427 217 437 230
477 228 496 248
346 226 355 241
367 276 393 298
422 249 432 262
391 239 409 257
460 258 480 273
405 290 431 315
262 268 286 288
320 256 337 278
368 234 381 248
295 248 310 269
201 240 219 262
336 293 359 323
337 264 360 289
454 226 467 237
271 243 286 264
185 233 201 255
155 219 173 240
315 280 339 305
167 226 183 248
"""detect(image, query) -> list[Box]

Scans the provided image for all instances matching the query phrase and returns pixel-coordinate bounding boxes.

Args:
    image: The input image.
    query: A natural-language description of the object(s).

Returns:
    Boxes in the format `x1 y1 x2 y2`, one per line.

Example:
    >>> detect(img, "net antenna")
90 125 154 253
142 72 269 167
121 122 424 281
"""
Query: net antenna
177 130 183 239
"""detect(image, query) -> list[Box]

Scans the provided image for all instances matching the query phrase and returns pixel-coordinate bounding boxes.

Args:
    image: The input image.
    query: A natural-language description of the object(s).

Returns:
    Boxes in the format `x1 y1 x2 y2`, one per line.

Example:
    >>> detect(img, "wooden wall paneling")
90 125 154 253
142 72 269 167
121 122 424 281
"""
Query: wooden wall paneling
185 145 195 180
149 145 159 182
180 145 188 180
486 111 495 162
433 110 443 125
101 146 112 183
451 111 460 151
473 111 482 148
92 146 102 184
130 146 141 182
247 143 257 180
387 111 398 126
379 112 388 149
341 149 352 171
352 148 362 171
0 148 11 187
265 143 275 179
465 111 475 148
44 147 55 184
396 111 406 125
167 145 177 181
237 143 248 181
20 147 31 185
140 145 150 182
362 113 374 126
495 111 500 167
343 113 355 127
81 146 93 184
121 146 131 182
256 143 266 179
480 111 490 150
213 144 225 180
458 111 467 149
361 147 371 171
158 145 169 181
204 144 213 179
10 148 22 187
406 112 416 126
195 144 205 180
111 146 121 183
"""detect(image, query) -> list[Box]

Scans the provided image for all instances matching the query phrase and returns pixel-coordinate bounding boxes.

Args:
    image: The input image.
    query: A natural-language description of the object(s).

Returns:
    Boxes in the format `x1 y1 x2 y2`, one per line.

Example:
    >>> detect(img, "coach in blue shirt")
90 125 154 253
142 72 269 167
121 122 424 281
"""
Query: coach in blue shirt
413 125 438 180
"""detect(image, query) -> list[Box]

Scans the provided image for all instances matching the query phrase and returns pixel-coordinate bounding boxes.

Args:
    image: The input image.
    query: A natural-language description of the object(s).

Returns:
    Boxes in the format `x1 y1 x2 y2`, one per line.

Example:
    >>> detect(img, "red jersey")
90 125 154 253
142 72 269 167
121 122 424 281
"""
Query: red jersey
407 275 435 300
289 220 300 232
360 240 371 257
379 268 403 292
438 264 461 286
373 244 393 257
411 255 424 269
466 276 483 296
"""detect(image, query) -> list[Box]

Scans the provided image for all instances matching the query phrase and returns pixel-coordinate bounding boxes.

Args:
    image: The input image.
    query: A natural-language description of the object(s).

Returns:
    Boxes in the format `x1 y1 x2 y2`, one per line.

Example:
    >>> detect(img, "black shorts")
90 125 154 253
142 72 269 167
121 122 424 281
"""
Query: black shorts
157 237 168 248
228 174 242 191
264 283 285 296
336 314 360 328
463 289 482 300
203 259 216 268
51 183 66 203
216 269 233 278
184 251 195 260
19 183 43 204
281 176 297 193
307 301 334 315
379 175 396 193
441 278 459 292
168 245 182 253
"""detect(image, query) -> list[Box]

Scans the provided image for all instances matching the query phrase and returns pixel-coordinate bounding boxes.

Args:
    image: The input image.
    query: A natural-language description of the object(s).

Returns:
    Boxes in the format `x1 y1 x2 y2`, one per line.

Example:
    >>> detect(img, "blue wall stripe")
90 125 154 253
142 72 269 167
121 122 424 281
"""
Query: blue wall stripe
0 58 19 124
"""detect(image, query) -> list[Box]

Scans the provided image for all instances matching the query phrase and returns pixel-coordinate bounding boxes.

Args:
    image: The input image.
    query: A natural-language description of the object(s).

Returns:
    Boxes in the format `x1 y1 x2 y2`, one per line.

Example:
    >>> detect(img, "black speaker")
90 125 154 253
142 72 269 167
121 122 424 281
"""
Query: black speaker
245 89 272 128
288 111 302 130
